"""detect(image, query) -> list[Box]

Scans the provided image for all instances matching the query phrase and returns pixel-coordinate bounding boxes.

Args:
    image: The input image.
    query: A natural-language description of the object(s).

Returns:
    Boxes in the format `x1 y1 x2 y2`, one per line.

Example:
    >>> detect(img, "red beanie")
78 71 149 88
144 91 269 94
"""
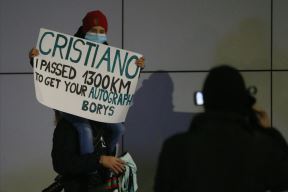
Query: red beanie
82 10 108 33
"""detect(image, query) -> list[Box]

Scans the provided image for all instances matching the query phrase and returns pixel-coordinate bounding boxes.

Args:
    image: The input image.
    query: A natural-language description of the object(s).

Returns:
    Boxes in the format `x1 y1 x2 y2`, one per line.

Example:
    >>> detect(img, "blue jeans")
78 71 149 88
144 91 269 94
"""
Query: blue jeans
61 112 124 155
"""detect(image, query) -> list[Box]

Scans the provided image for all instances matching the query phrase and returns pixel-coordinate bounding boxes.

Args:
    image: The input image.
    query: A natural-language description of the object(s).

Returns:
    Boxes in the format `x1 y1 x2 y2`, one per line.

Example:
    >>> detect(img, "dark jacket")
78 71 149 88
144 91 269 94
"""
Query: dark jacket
154 112 288 192
52 118 108 192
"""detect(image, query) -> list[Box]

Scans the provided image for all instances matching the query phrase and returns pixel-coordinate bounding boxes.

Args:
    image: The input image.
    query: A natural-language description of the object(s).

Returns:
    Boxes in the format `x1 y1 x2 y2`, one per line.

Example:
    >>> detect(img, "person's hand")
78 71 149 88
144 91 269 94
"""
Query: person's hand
135 57 145 68
99 155 125 174
254 108 271 128
29 48 39 59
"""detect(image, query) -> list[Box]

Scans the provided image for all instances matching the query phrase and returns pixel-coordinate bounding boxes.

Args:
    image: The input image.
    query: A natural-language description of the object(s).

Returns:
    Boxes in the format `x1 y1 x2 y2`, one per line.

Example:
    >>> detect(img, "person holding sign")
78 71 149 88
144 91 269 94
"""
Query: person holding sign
29 10 144 192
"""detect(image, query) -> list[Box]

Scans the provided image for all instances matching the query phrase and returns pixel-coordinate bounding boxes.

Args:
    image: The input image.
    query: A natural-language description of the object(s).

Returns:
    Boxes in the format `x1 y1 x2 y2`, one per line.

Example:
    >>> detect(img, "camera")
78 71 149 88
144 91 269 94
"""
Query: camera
194 91 204 106
194 86 257 107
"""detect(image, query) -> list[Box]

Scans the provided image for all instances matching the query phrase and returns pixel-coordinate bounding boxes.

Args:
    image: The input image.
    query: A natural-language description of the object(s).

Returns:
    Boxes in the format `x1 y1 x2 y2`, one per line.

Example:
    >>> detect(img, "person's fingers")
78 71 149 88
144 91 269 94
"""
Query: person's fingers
112 164 122 174
32 48 39 54
114 165 121 173
33 50 39 56
116 158 125 164
111 167 119 174
99 155 126 174
113 163 124 173
29 48 39 58
112 160 125 173
135 57 145 64
112 167 119 174
136 61 145 68
114 160 123 168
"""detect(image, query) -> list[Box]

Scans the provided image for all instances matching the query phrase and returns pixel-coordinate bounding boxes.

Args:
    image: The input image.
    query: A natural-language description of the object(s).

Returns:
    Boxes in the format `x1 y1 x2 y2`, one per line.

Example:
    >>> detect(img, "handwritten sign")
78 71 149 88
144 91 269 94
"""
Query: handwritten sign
34 28 142 123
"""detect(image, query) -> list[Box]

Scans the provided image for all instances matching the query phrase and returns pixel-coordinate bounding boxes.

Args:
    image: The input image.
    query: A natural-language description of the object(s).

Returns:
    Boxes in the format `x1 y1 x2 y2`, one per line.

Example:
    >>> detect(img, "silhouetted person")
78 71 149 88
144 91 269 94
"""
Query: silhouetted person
154 65 288 192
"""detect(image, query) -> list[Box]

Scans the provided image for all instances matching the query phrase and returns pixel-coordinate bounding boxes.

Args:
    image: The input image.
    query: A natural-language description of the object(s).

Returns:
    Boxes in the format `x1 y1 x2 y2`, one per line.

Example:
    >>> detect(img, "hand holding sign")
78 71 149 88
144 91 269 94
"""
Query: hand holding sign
29 48 39 59
135 57 145 68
